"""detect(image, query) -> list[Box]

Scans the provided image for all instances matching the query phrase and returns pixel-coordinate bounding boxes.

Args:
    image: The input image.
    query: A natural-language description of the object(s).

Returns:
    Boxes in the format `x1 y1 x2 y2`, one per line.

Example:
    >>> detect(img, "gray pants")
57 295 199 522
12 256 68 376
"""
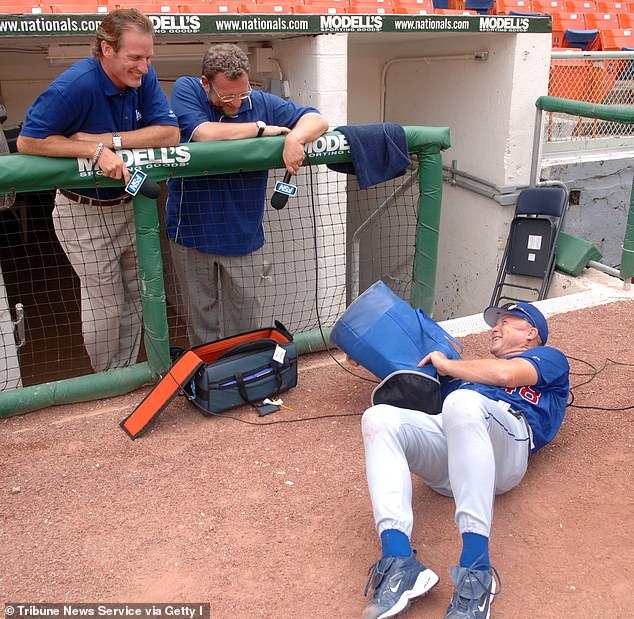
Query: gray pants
169 240 266 346
53 191 142 373
362 389 532 539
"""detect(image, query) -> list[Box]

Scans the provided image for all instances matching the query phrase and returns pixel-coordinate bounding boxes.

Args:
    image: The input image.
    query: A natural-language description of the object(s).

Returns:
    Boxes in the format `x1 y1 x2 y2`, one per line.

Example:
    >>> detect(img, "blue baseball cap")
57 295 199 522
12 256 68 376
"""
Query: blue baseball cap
483 302 548 344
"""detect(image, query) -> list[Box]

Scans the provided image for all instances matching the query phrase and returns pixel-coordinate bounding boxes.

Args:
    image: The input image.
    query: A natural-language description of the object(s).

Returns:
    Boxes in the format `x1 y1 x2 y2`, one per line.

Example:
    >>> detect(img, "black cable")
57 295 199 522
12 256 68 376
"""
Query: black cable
565 355 634 412
306 164 379 386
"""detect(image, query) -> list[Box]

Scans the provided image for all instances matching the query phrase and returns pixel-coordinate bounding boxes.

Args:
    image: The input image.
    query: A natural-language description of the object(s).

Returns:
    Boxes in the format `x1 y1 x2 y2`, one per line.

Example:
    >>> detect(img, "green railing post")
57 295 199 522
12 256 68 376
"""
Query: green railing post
133 194 171 377
410 144 444 314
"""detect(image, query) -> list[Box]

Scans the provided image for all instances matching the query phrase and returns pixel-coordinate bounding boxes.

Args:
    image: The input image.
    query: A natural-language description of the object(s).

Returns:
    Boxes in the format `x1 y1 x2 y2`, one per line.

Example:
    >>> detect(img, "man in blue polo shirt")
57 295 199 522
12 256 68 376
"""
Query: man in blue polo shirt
166 43 328 346
17 9 179 373
361 302 569 619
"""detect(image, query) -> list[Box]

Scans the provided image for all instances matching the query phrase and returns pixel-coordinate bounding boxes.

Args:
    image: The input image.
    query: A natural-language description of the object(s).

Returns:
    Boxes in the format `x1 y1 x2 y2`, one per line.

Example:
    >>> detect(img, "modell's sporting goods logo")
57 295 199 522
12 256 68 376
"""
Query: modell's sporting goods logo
320 15 383 31
305 134 350 158
78 145 191 176
479 15 530 31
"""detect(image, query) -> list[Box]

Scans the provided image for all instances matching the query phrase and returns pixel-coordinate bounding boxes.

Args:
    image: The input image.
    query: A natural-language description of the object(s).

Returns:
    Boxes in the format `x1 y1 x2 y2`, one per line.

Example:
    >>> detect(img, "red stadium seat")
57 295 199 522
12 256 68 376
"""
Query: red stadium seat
394 0 434 9
595 0 628 9
551 12 591 46
347 0 395 11
532 0 567 11
584 12 620 29
0 0 43 10
47 3 112 12
394 3 432 12
239 1 296 10
495 0 535 13
179 2 239 11
562 0 597 10
432 6 478 11
293 2 347 11
617 12 634 27
600 26 634 48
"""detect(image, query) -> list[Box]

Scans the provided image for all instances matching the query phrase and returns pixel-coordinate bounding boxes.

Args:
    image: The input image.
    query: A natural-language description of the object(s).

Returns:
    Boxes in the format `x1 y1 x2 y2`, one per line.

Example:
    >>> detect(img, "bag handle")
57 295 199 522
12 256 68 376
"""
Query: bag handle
216 338 280 361
234 361 284 407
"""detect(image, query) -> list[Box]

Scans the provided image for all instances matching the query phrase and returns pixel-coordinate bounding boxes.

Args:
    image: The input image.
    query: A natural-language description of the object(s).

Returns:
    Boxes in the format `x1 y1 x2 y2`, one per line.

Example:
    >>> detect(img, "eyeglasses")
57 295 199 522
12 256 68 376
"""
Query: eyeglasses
501 303 536 328
211 83 252 104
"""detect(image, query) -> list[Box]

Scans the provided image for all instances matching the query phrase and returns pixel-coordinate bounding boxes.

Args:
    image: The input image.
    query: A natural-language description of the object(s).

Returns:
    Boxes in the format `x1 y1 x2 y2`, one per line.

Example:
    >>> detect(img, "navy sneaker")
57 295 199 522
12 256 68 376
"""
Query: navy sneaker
362 551 439 619
444 565 501 619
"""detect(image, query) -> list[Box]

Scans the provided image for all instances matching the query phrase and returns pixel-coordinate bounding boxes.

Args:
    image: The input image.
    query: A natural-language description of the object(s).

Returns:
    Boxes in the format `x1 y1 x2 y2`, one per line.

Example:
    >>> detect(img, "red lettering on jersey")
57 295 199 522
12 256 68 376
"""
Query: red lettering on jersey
504 386 541 404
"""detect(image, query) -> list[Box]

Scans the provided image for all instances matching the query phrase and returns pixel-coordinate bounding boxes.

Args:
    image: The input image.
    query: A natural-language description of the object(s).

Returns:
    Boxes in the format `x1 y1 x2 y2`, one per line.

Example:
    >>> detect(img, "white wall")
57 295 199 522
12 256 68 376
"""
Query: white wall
348 31 552 318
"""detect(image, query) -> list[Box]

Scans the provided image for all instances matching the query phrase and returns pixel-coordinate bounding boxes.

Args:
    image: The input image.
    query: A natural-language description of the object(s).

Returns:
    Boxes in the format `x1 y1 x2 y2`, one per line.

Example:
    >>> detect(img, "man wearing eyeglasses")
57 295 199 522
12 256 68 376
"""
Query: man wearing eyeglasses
166 43 328 346
361 302 569 619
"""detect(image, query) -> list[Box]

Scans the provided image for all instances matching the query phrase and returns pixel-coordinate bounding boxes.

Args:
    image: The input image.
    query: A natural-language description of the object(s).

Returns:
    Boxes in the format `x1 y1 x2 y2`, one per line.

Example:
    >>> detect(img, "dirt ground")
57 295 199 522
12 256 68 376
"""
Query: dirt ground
1 299 633 619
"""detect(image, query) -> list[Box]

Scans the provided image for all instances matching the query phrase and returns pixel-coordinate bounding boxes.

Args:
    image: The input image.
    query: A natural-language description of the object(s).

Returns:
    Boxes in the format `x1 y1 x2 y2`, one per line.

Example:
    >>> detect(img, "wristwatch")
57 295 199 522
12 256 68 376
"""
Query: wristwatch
256 121 266 138
112 131 122 150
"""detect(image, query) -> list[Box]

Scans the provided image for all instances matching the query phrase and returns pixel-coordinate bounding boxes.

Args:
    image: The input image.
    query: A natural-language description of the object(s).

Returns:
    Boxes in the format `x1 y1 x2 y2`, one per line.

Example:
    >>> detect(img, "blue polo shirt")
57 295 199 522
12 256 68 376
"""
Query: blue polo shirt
166 76 321 256
21 57 177 200
459 346 570 453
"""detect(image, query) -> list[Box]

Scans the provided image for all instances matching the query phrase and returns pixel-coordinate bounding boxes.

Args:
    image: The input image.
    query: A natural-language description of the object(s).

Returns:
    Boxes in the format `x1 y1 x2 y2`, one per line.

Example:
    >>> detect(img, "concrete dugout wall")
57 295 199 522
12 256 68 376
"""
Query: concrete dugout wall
348 31 552 319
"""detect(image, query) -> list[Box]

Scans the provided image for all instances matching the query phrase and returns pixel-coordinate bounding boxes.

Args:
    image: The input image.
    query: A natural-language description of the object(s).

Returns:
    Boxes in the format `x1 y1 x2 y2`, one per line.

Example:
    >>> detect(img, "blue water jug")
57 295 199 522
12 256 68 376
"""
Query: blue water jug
330 281 463 409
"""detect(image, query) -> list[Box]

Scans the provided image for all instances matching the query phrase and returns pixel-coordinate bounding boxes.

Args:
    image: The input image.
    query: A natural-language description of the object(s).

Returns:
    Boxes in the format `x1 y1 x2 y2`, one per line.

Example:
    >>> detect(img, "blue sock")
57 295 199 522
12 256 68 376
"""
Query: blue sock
460 533 490 570
380 529 412 558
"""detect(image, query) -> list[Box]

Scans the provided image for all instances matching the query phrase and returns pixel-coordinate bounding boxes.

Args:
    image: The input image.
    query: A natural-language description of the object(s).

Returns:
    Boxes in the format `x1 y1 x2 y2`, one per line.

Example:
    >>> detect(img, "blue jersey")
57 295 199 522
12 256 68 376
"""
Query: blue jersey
165 77 320 256
21 57 178 200
459 346 570 453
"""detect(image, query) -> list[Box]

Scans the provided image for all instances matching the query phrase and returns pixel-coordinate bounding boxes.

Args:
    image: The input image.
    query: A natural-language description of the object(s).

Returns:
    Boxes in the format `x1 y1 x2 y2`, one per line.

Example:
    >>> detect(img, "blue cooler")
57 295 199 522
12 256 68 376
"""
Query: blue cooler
330 281 463 413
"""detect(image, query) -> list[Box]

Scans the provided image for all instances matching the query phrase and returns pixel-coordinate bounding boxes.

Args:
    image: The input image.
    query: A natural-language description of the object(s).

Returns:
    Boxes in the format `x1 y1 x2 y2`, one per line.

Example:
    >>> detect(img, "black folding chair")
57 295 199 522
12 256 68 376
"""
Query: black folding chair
491 184 569 306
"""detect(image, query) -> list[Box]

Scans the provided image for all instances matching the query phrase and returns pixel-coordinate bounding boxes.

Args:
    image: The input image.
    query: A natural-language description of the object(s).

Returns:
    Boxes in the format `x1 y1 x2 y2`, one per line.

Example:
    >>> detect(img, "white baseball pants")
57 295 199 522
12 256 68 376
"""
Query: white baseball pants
362 389 532 539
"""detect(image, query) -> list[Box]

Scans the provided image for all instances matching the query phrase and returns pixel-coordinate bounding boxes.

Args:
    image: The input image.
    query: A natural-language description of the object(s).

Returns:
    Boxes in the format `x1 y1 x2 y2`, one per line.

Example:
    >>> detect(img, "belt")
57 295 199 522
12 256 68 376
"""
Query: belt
58 188 132 207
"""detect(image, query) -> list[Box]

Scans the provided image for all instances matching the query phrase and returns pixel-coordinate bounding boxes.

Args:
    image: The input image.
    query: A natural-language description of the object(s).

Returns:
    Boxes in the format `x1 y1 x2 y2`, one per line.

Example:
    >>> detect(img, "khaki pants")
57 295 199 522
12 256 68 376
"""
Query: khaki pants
53 191 142 373
169 240 267 347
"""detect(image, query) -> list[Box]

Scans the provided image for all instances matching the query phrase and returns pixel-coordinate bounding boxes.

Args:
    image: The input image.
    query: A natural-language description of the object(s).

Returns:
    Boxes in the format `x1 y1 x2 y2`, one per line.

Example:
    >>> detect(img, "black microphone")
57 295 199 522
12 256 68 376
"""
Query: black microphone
124 171 161 200
271 171 297 210
138 177 161 200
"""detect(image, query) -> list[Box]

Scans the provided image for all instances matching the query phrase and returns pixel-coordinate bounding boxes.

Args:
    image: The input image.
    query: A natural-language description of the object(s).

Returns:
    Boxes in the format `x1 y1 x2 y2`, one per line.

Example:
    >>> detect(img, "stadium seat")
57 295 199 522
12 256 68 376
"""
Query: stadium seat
595 0 628 10
347 1 395 11
394 4 433 12
584 12 620 29
551 12 590 46
432 6 478 10
239 1 296 10
532 0 566 10
465 0 493 12
562 0 597 10
495 0 535 13
394 0 434 9
48 3 111 11
432 0 449 7
600 27 634 48
0 3 42 10
179 2 239 11
294 2 347 11
617 12 634 27
0 0 43 11
563 27 600 48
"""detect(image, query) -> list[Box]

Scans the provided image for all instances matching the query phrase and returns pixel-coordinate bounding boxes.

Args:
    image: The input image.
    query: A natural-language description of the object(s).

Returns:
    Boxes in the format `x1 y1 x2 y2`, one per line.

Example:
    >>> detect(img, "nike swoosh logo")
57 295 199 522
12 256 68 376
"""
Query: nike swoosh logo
478 598 488 613
390 579 402 593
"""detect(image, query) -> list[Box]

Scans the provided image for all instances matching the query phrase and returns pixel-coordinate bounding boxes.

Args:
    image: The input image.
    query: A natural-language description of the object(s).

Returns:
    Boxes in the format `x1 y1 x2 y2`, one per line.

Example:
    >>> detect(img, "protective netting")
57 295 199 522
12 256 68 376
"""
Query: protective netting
0 162 421 389
547 57 634 142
